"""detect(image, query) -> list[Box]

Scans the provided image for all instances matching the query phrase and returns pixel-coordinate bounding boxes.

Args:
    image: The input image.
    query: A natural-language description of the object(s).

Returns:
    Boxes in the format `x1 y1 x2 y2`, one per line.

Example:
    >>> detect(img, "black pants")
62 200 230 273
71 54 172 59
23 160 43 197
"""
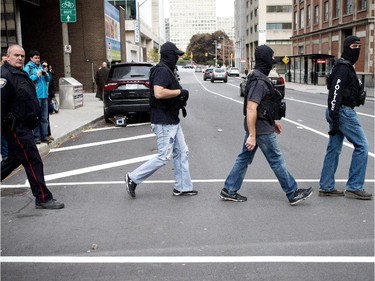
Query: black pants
1 125 53 204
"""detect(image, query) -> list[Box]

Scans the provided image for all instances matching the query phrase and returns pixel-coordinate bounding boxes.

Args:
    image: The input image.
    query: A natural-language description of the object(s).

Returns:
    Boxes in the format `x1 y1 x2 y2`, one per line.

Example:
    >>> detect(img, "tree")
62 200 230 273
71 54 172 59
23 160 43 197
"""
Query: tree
186 31 234 66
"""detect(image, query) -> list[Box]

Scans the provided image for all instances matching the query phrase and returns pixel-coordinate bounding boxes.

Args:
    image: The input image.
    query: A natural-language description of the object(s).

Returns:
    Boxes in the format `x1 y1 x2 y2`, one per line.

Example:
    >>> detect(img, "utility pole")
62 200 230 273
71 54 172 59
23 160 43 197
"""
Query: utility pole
137 0 149 62
214 40 217 67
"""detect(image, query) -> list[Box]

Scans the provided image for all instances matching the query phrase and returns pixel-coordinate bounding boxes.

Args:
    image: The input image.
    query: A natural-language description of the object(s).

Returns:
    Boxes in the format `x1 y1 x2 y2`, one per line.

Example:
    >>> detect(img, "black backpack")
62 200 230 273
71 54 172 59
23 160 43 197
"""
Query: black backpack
243 72 286 125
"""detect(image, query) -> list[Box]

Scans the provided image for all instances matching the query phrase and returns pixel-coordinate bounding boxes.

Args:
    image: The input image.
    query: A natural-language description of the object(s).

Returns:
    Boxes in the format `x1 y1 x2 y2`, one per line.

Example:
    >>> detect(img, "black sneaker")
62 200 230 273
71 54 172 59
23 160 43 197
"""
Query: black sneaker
220 188 247 202
125 173 137 198
35 199 64 209
345 190 372 200
289 187 313 205
173 189 198 196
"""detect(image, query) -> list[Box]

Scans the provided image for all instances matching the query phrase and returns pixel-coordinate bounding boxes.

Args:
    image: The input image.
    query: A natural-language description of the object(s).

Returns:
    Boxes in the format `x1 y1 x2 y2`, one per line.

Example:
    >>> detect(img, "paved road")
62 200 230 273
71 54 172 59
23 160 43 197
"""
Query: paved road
1 69 374 280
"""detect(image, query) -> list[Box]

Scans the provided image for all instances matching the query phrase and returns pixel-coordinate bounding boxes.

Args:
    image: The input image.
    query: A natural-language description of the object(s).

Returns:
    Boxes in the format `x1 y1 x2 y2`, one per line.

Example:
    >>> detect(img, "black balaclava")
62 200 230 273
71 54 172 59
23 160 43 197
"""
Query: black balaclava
254 45 274 76
159 41 184 71
160 51 179 71
342 35 361 65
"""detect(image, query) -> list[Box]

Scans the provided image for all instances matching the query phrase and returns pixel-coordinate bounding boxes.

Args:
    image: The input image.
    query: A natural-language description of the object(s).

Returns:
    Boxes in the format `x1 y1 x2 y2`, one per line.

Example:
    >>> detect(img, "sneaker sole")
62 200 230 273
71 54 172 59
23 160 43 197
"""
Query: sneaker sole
345 192 372 200
219 194 246 202
173 192 198 196
290 190 313 206
318 191 345 197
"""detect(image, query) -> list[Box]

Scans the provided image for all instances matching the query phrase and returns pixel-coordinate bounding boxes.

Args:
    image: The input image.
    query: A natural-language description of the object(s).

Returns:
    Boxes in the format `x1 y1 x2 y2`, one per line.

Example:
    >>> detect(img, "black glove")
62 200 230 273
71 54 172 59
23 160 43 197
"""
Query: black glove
179 89 189 118
328 129 339 136
180 89 189 104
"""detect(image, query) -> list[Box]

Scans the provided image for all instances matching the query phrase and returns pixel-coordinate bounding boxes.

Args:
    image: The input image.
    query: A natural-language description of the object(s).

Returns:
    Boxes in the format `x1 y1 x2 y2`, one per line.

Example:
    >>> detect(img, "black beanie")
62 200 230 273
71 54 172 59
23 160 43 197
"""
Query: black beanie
342 36 361 64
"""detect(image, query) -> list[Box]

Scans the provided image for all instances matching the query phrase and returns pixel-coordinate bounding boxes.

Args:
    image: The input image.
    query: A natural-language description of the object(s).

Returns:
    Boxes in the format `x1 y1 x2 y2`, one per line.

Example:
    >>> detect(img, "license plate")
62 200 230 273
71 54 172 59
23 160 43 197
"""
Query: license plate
126 84 137 89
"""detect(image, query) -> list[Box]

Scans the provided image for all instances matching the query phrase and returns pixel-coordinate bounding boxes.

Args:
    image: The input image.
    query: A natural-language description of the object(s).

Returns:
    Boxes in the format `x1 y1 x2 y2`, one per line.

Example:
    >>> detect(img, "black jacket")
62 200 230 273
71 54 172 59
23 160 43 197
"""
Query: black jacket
1 62 40 130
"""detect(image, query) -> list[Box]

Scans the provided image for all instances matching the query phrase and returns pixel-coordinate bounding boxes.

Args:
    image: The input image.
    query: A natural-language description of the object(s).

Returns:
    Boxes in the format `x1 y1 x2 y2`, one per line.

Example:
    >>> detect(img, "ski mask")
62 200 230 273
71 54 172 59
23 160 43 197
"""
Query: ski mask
160 41 184 71
254 45 274 76
342 36 361 65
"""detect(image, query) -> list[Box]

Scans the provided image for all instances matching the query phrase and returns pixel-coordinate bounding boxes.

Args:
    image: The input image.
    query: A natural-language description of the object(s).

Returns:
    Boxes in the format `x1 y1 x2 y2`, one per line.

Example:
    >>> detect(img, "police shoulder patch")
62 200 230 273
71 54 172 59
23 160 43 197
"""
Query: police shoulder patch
0 78 7 88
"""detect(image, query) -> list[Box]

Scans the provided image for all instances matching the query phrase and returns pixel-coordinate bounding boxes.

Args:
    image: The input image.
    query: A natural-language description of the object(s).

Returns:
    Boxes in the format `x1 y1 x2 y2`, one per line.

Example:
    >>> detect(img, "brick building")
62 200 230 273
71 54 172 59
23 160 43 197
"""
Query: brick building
290 0 374 88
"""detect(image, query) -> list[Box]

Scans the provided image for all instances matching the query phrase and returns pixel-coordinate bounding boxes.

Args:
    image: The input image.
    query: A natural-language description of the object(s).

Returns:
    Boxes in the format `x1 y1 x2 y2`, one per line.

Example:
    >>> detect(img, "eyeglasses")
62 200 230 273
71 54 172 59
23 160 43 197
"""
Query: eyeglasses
350 44 361 49
42 64 48 67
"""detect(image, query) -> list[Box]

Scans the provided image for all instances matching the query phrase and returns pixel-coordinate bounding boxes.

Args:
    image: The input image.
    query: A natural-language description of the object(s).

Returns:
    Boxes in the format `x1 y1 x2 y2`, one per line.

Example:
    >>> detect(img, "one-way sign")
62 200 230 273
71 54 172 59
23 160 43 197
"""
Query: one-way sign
60 0 76 23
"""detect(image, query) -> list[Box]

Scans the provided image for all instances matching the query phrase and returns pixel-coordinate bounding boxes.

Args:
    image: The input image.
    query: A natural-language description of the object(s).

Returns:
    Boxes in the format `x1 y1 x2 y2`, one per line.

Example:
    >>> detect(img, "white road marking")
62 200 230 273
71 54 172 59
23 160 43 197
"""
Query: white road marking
50 134 155 152
1 255 374 263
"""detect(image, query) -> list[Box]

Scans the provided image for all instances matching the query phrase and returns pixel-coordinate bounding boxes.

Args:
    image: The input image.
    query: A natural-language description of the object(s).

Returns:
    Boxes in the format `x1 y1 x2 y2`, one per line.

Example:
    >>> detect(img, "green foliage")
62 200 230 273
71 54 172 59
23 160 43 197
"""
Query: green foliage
186 30 234 66
147 48 159 63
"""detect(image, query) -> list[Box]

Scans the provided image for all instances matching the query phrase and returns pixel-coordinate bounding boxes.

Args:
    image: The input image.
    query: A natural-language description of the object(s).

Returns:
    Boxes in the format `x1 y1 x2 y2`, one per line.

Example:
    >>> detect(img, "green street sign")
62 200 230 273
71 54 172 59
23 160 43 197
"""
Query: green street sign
60 0 76 23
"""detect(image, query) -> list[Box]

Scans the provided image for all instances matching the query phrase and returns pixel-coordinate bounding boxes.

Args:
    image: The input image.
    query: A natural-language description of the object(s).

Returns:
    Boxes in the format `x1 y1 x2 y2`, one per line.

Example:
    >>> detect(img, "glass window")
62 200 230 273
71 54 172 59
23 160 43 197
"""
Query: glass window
307 5 311 26
324 1 329 21
266 5 292 13
314 6 319 24
334 0 341 17
1 0 17 53
345 0 353 14
300 8 305 28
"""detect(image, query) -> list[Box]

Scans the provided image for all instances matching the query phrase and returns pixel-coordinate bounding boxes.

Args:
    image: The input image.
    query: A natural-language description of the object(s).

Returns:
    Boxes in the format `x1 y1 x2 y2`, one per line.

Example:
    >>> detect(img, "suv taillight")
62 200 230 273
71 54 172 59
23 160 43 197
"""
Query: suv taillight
280 76 285 85
104 82 118 91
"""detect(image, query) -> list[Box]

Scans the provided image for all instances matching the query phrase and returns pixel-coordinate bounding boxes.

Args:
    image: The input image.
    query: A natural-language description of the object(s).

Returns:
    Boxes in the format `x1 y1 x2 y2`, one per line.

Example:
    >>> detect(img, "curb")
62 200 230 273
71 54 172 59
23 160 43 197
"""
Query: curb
38 115 103 158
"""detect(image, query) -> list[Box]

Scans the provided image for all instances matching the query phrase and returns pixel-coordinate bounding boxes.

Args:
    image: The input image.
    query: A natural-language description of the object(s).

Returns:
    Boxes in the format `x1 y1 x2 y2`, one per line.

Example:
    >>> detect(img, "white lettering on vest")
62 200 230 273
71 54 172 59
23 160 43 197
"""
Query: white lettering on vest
331 79 341 110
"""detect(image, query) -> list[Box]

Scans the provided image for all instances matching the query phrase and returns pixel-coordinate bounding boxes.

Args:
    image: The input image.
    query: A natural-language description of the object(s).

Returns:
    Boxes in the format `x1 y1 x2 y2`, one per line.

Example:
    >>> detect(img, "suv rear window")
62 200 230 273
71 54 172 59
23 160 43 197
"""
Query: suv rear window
214 68 225 73
111 65 151 80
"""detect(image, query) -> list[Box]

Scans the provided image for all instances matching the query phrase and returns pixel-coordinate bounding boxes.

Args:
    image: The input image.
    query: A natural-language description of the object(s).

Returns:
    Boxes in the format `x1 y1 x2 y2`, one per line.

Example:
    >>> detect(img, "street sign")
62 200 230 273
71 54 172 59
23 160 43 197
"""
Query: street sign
282 56 290 64
60 0 76 23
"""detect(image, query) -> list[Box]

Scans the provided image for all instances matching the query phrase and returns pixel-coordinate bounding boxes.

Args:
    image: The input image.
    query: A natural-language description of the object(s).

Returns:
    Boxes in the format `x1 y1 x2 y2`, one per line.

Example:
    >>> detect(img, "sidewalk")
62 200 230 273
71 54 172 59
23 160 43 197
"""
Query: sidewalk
37 93 103 157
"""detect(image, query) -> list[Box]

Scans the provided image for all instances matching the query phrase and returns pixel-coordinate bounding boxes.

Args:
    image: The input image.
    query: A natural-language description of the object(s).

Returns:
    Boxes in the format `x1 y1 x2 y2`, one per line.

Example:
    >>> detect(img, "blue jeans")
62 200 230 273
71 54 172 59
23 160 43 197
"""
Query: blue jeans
129 124 193 191
224 132 297 200
33 98 49 141
320 107 368 191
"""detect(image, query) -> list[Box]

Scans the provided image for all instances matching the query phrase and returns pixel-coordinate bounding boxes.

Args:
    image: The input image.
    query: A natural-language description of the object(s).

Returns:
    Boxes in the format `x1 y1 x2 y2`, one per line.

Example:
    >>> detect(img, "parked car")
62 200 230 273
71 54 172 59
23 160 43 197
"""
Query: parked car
203 68 213 81
195 66 203 72
228 67 240 76
239 69 285 97
103 62 153 123
211 67 228 83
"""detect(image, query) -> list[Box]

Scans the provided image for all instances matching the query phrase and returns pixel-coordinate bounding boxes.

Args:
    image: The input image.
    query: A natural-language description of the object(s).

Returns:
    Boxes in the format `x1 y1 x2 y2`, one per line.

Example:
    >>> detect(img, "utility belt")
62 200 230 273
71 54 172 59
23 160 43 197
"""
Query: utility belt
4 113 40 131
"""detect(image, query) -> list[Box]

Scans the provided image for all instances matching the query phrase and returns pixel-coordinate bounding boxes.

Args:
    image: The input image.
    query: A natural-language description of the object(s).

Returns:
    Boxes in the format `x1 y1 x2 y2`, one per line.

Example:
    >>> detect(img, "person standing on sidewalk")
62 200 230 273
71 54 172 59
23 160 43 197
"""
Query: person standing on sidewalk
1 44 64 209
219 45 313 205
95 62 109 100
319 36 372 200
24 50 50 144
125 41 197 198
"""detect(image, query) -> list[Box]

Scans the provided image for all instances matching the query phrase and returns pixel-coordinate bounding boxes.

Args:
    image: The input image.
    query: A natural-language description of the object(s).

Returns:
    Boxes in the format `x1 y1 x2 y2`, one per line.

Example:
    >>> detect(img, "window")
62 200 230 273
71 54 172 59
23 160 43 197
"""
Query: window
359 0 367 10
266 5 292 13
314 6 319 24
255 8 258 17
294 11 298 30
334 0 341 17
266 23 293 30
307 5 311 26
345 0 353 14
324 1 329 21
300 8 305 28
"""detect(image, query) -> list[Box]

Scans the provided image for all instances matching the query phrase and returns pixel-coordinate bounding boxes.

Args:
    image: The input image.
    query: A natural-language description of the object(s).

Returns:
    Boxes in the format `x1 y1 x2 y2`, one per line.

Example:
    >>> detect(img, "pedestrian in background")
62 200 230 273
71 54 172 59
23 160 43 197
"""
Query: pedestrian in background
219 45 313 205
95 61 109 100
319 36 372 200
125 41 197 198
24 50 50 144
41 61 55 142
1 44 64 209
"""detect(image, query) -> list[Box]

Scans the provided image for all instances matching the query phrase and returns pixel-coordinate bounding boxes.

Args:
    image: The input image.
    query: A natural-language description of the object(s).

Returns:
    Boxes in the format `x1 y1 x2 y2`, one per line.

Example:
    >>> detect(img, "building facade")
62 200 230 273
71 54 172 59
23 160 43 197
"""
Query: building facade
234 0 293 72
169 0 217 51
1 0 163 92
291 0 374 87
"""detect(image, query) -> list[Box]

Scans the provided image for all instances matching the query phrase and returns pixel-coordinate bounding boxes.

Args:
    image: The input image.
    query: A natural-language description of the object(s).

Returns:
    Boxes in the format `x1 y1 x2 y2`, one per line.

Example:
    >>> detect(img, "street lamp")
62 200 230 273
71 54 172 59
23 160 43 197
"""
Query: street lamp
213 40 217 67
137 0 149 62
219 36 225 66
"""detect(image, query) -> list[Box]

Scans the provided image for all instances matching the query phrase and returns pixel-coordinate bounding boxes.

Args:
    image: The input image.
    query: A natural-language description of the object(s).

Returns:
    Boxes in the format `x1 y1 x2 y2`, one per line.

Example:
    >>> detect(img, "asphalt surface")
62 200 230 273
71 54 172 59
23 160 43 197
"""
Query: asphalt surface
1 69 374 281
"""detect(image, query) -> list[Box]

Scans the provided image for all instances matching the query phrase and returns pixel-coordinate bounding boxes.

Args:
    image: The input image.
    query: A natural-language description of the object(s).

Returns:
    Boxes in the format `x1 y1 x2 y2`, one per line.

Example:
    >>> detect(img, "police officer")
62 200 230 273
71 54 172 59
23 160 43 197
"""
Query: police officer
219 45 313 205
1 44 64 209
319 36 372 200
125 41 197 198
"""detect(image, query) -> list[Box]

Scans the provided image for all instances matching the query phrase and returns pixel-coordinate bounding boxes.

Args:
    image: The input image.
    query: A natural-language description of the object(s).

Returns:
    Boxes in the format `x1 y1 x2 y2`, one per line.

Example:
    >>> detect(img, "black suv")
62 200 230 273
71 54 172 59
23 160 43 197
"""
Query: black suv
103 62 153 123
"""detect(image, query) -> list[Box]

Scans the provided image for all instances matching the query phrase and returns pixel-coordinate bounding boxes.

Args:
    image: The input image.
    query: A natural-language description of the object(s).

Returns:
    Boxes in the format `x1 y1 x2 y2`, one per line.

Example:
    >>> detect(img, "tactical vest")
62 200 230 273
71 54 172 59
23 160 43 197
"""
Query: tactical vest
326 58 366 107
243 72 286 125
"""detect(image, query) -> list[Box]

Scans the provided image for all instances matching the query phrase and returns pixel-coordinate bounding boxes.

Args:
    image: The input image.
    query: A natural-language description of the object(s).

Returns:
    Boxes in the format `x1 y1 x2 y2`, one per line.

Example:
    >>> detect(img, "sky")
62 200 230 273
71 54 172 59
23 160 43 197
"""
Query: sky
164 0 234 18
